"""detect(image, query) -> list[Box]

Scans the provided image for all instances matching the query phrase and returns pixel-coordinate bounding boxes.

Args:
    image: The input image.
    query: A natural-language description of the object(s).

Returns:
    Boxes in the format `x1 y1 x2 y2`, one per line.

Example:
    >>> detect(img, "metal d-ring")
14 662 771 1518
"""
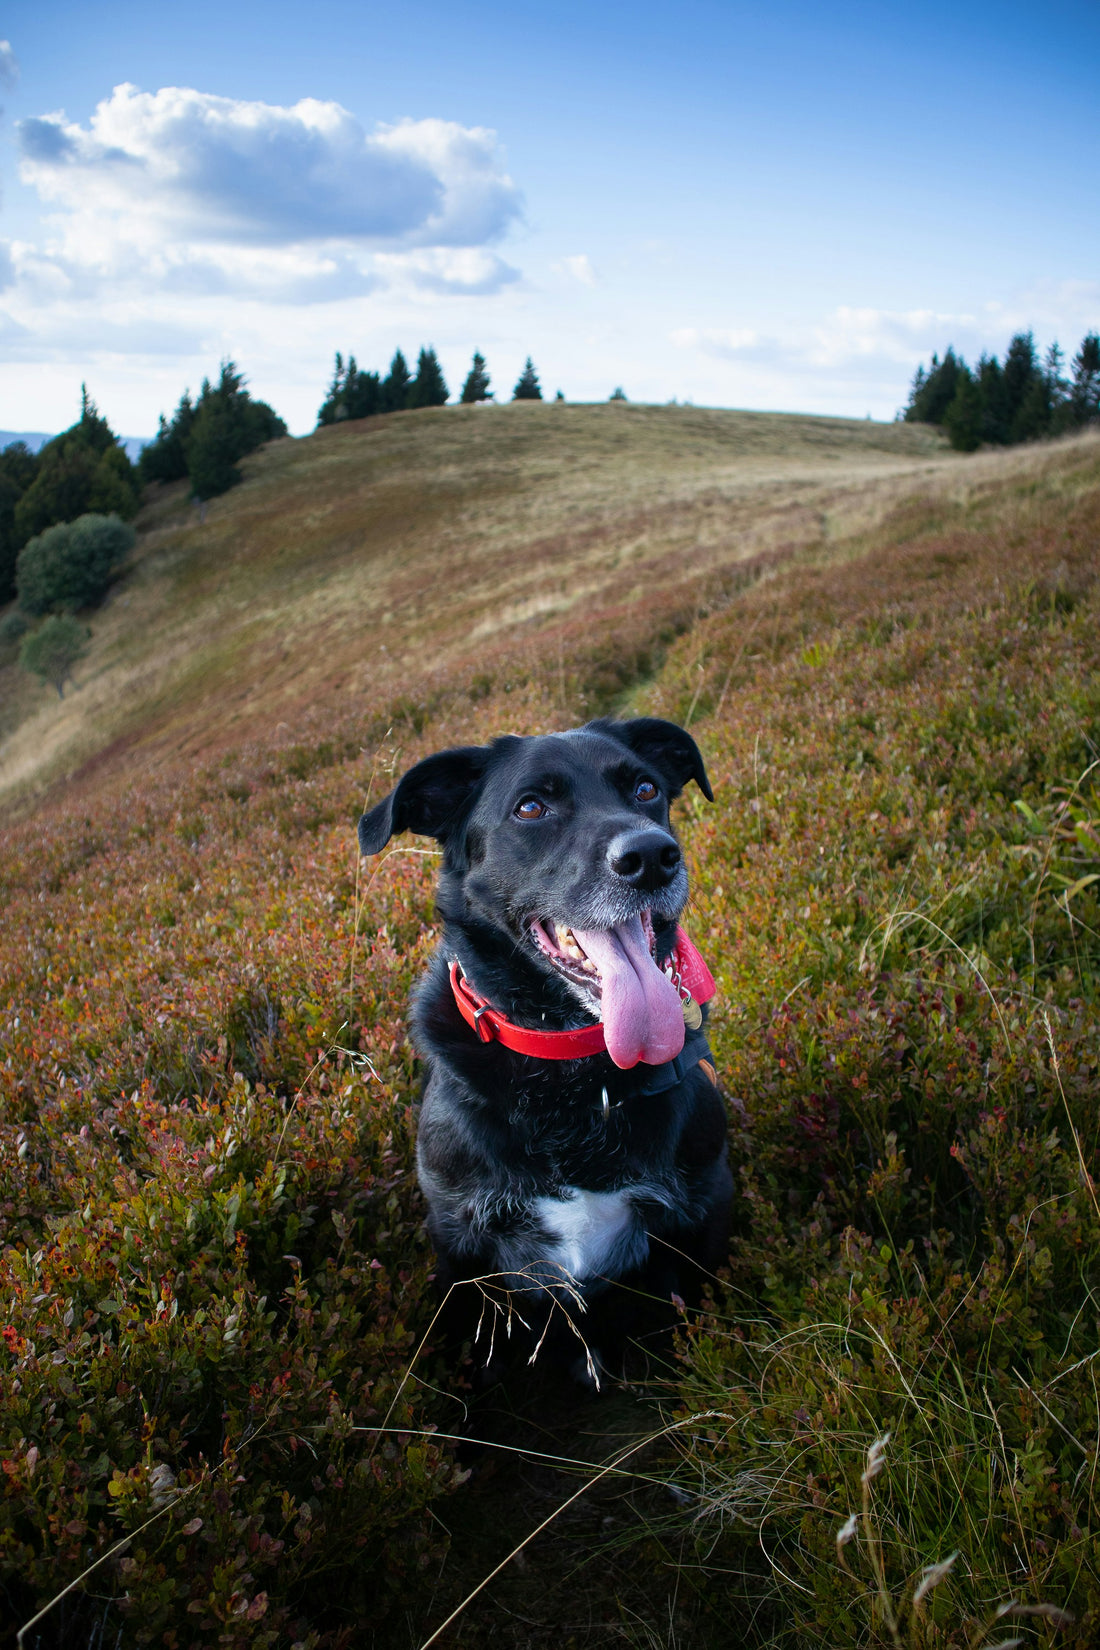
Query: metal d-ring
472 1002 496 1042
601 1085 610 1122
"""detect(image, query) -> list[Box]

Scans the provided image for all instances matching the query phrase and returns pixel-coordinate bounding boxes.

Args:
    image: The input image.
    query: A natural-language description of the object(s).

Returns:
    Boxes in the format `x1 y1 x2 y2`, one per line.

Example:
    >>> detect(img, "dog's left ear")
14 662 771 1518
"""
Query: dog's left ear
590 717 714 802
358 746 489 854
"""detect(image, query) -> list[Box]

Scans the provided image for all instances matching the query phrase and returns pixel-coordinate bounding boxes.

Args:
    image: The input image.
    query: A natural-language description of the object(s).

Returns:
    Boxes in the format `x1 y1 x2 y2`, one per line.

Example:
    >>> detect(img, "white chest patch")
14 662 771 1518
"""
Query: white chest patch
533 1187 637 1282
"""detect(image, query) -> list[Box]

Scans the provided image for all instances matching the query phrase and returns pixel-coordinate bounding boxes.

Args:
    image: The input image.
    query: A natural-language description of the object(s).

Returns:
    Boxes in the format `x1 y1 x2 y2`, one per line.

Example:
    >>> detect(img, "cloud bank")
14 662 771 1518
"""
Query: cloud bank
14 84 522 297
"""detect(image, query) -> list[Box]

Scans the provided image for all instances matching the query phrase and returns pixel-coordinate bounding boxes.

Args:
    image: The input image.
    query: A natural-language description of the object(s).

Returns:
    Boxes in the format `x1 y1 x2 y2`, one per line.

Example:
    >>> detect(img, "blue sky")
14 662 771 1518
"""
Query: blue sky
1 0 1097 436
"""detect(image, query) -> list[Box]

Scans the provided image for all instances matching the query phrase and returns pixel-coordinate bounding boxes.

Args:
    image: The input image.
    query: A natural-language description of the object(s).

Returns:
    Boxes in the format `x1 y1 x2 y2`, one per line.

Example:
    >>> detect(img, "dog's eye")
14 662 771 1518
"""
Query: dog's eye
514 797 547 821
634 778 659 804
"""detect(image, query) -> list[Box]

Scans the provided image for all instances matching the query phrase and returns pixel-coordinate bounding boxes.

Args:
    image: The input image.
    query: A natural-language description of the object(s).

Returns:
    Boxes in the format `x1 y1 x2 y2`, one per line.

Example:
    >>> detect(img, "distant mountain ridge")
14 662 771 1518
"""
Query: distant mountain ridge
0 429 148 463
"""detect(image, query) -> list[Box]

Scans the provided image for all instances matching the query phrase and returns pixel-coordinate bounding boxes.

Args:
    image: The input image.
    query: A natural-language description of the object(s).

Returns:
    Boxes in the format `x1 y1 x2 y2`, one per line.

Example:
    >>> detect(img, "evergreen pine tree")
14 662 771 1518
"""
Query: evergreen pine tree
904 349 962 424
976 354 1008 445
1003 332 1042 441
140 363 284 500
459 352 492 403
407 346 449 408
1045 342 1073 435
512 357 542 401
187 399 242 500
1070 334 1100 426
943 368 982 451
904 331 1097 450
317 354 383 425
0 442 39 605
317 352 348 425
902 363 927 421
1013 373 1052 444
139 395 195 484
12 392 139 543
381 350 412 413
345 360 382 420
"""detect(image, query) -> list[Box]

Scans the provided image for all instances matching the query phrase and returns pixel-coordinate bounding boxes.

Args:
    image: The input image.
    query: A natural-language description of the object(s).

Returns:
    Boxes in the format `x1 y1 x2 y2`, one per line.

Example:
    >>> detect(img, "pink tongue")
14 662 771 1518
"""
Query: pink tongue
571 916 686 1069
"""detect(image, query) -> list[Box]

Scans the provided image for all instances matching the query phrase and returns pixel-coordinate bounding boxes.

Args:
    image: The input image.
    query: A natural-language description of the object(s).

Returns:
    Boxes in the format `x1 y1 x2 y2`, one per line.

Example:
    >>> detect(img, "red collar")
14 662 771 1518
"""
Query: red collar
448 927 716 1061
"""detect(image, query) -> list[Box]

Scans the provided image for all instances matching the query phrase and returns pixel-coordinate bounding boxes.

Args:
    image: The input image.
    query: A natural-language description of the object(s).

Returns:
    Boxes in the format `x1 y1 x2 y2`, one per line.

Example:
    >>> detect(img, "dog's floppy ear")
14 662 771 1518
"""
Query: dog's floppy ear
590 717 714 802
358 746 489 854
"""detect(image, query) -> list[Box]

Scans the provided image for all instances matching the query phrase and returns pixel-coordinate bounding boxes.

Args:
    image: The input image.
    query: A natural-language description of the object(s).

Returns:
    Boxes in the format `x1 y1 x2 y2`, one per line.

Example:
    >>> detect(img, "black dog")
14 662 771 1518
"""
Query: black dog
358 717 732 1377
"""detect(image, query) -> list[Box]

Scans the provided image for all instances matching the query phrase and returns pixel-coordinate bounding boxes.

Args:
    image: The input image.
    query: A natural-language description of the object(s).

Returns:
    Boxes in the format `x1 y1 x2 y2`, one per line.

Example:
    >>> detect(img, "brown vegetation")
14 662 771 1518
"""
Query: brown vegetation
1 407 1098 1649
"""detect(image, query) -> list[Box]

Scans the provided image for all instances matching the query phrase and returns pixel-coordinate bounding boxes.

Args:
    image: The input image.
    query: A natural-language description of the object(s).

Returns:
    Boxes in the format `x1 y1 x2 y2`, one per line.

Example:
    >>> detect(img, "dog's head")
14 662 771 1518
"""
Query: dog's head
359 718 712 1066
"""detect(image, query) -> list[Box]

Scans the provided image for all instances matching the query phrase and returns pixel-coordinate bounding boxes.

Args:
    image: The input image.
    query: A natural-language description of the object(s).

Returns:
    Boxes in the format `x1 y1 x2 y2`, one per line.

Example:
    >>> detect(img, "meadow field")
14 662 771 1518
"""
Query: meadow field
1 404 1098 1649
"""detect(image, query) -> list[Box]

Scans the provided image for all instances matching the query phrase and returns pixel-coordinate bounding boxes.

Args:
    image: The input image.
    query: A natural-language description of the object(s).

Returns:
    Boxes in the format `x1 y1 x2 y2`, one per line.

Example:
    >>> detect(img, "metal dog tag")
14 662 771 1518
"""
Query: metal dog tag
681 995 702 1030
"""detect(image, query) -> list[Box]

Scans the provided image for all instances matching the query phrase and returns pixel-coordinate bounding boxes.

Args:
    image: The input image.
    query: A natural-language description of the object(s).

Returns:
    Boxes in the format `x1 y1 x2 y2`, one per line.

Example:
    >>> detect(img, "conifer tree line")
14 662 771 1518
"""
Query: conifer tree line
2 345 550 621
138 362 287 498
904 330 1100 451
317 347 545 425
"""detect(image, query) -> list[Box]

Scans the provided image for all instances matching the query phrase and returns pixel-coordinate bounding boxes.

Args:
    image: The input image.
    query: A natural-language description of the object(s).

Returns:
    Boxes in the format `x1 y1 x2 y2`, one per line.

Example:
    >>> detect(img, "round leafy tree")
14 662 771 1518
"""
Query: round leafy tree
19 613 90 697
16 513 136 615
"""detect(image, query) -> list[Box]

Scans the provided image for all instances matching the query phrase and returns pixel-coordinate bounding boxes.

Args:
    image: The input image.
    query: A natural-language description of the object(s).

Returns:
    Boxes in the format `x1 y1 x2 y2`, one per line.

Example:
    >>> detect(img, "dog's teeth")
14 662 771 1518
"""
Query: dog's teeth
582 959 597 974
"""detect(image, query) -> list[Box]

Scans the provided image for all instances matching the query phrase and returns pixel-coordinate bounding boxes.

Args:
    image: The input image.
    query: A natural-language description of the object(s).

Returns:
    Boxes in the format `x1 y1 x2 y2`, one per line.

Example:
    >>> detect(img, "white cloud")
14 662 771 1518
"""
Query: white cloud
560 254 597 286
371 117 523 248
808 306 976 367
980 280 1100 348
671 326 762 357
0 308 28 345
672 301 1079 383
373 247 520 296
0 40 18 93
18 86 521 253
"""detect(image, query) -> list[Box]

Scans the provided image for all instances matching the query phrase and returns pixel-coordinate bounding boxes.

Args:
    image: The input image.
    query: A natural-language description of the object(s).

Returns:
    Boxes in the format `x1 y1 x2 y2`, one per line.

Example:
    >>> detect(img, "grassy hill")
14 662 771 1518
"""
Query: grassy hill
0 402 954 814
1 406 1099 1649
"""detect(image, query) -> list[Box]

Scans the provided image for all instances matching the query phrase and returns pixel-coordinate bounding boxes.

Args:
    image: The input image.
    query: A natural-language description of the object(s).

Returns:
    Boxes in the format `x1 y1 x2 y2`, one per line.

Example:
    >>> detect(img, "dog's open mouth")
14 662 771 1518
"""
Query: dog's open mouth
530 912 686 1069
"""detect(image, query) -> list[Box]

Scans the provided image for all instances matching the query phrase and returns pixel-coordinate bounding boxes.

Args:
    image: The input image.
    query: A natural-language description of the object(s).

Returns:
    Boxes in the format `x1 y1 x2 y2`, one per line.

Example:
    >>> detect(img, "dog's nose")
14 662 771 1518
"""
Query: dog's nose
607 829 682 892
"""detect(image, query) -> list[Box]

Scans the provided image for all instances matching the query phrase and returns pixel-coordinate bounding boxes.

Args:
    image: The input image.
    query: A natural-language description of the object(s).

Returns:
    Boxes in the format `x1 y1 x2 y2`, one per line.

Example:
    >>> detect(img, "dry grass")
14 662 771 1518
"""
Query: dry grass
0 401 966 816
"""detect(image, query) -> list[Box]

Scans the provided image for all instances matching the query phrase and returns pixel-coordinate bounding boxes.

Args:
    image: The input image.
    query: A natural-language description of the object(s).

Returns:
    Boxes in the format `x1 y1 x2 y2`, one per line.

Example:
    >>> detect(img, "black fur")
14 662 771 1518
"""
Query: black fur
359 718 732 1375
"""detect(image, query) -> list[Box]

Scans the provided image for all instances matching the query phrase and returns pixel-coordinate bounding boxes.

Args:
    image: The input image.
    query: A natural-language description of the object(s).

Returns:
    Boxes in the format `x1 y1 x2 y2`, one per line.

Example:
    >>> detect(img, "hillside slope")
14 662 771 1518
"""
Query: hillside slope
0 402 956 814
1 416 1099 1649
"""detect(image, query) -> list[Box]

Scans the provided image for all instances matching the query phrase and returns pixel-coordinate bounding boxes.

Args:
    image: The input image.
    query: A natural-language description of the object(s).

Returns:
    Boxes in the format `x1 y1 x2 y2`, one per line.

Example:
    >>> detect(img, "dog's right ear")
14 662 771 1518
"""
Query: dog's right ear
358 746 489 854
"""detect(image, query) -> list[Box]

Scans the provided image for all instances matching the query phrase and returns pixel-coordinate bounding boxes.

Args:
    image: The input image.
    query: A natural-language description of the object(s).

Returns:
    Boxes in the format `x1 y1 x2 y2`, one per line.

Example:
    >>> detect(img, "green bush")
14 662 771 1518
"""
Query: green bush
0 608 29 646
16 513 135 615
18 612 90 696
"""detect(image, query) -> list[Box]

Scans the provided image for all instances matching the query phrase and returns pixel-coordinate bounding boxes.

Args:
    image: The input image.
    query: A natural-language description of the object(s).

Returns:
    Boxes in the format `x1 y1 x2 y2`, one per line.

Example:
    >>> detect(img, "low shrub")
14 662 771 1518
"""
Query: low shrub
0 610 29 646
18 613 91 697
15 513 136 615
639 454 1100 1646
1 438 1099 1646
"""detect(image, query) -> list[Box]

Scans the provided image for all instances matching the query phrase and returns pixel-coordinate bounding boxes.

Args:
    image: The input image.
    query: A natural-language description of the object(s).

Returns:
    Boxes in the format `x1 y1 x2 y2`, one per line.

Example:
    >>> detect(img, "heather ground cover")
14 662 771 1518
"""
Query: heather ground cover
0 419 1098 1647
